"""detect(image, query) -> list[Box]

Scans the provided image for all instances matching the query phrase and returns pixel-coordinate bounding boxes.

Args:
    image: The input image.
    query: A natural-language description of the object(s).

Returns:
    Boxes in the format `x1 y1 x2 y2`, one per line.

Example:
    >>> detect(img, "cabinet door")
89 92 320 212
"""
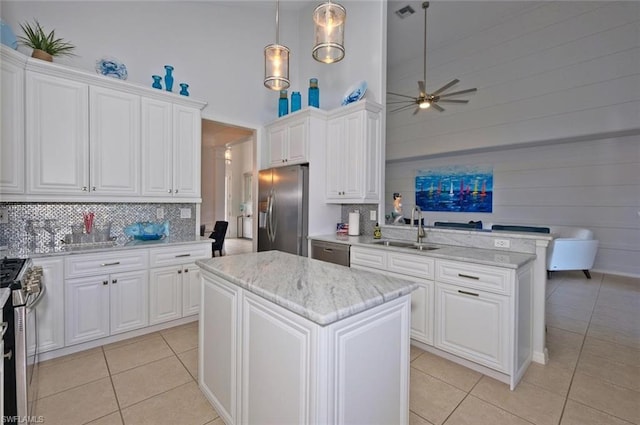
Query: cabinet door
182 263 201 317
388 272 433 346
110 270 148 335
149 266 182 324
65 275 110 345
286 119 307 164
31 257 65 353
141 98 173 196
435 283 509 372
242 292 314 425
90 86 140 195
341 113 364 198
26 71 89 194
267 125 287 167
200 273 241 425
0 53 25 194
173 105 201 198
325 118 343 200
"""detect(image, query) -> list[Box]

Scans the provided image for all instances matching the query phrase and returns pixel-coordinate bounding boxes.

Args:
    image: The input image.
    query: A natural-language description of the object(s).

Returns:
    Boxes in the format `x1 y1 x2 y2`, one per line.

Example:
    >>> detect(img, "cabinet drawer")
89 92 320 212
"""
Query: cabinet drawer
435 260 513 295
65 250 148 278
149 243 211 267
387 253 434 280
350 247 386 270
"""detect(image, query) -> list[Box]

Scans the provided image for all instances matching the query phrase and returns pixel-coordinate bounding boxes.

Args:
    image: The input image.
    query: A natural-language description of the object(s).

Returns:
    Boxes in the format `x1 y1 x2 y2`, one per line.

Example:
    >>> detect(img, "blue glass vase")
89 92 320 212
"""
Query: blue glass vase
291 91 301 112
308 78 319 108
164 65 174 92
179 83 189 96
151 75 162 90
278 90 288 117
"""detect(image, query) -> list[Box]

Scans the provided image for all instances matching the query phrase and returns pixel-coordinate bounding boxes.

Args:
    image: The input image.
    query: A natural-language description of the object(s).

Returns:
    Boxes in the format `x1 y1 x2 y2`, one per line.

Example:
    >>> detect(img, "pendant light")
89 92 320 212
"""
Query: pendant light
264 0 290 90
312 1 346 64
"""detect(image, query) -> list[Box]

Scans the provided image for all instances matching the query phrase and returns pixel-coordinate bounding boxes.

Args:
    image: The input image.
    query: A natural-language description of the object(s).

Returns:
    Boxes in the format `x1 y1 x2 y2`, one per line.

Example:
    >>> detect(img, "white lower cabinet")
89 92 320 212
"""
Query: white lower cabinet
434 282 509 372
65 270 148 346
200 270 411 425
30 257 65 354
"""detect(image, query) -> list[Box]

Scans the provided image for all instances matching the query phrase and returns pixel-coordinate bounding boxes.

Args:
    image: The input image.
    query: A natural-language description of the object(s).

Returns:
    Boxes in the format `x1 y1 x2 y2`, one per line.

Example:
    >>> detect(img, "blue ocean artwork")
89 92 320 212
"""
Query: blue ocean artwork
415 165 493 213
95 57 128 80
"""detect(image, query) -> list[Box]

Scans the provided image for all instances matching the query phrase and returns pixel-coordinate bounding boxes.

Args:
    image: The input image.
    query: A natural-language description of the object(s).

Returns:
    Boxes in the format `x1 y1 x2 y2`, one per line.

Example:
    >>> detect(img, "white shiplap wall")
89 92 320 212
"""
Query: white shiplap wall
385 1 640 276
385 133 640 277
386 1 640 160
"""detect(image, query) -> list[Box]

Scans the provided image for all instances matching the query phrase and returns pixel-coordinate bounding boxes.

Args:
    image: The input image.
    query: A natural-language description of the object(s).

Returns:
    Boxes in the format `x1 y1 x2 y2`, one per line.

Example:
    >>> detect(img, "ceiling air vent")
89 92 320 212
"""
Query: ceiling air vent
395 5 415 19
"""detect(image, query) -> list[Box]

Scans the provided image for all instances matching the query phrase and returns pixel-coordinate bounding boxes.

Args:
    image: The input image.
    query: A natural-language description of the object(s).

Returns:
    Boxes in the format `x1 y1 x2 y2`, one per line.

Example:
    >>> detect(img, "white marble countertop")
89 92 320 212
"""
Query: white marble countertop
0 288 10 309
196 251 418 326
309 234 536 269
0 236 211 259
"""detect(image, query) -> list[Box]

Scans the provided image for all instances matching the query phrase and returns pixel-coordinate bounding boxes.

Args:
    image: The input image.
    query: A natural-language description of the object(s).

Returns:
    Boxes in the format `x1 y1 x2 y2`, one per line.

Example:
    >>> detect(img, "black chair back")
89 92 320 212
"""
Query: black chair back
434 221 483 229
209 221 229 256
491 224 550 233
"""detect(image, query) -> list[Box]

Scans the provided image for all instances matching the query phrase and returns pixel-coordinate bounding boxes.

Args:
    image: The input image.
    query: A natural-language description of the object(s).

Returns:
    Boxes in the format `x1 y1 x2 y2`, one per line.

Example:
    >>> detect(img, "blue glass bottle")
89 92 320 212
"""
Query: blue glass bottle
278 90 288 117
179 83 189 96
291 91 301 112
308 78 319 108
151 75 162 90
164 65 174 92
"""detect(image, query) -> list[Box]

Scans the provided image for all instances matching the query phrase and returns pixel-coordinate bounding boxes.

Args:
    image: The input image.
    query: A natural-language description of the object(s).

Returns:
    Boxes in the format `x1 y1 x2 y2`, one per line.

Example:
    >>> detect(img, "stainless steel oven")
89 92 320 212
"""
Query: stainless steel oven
1 258 45 424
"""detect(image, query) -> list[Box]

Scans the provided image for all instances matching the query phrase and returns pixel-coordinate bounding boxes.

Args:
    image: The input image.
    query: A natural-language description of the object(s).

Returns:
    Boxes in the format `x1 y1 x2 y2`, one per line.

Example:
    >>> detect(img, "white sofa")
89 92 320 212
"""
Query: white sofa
547 226 599 279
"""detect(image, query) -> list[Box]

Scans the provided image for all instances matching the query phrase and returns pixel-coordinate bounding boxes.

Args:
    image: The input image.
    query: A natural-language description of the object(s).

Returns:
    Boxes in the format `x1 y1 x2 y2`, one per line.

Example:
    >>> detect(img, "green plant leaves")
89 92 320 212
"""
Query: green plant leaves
17 19 75 57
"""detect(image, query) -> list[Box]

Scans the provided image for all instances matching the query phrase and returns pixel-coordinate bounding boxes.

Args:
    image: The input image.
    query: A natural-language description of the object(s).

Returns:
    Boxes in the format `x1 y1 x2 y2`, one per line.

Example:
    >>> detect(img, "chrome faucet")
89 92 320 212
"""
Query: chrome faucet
411 206 425 243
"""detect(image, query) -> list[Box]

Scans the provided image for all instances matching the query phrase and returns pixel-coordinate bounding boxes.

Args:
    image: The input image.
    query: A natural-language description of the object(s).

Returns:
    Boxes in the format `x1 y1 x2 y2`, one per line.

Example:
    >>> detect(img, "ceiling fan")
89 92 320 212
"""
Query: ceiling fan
388 2 477 114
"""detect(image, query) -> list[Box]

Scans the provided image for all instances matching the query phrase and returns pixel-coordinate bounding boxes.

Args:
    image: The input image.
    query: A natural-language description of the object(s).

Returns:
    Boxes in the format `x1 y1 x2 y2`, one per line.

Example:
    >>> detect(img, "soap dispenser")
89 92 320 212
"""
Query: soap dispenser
373 223 382 239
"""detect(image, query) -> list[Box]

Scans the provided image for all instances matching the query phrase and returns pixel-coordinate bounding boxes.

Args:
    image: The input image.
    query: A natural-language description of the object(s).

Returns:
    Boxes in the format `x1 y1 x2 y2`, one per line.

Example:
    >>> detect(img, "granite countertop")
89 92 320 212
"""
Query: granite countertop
196 251 418 326
309 234 536 269
0 288 10 309
1 236 211 259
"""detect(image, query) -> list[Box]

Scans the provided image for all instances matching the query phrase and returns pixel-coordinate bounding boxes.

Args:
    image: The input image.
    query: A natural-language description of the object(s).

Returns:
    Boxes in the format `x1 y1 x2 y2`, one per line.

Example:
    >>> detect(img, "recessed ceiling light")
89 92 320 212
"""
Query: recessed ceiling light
395 5 415 19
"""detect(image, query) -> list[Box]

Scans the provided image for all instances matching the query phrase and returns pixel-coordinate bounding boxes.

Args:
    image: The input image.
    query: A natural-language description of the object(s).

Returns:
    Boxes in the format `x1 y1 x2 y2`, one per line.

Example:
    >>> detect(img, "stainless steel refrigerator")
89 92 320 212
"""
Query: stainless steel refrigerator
258 164 309 256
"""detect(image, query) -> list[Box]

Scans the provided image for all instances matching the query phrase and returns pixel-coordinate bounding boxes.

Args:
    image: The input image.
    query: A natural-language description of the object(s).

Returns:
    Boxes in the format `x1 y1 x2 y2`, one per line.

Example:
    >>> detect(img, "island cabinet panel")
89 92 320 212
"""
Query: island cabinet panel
200 273 241 425
241 292 316 425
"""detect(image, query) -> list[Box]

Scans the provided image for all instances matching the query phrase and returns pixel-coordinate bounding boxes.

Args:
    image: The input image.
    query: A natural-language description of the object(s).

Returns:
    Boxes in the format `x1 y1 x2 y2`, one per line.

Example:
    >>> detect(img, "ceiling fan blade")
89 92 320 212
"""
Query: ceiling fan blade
387 91 417 99
438 88 478 98
413 107 420 115
418 81 426 97
431 79 459 96
390 103 418 113
438 99 469 104
431 103 445 112
387 100 417 105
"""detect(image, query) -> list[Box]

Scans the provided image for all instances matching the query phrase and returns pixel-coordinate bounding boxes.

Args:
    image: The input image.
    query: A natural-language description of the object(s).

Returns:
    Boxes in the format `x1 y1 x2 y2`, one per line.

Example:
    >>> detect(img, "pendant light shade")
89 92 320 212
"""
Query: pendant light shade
312 1 346 64
264 1 290 90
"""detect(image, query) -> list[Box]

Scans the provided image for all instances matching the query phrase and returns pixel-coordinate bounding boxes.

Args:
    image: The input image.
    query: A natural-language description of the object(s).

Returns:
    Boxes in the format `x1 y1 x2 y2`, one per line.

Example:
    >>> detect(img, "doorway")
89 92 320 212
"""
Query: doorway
200 118 255 241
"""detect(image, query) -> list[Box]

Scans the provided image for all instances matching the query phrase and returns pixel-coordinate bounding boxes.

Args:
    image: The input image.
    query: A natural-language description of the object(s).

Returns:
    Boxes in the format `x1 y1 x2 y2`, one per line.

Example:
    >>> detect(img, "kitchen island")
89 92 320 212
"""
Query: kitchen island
196 251 418 425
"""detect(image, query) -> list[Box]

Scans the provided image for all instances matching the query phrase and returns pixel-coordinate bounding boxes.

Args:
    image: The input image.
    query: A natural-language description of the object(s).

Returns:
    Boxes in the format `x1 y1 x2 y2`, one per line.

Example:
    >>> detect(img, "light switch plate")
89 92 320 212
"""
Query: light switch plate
180 208 192 219
0 208 8 224
370 210 376 221
494 239 510 248
156 208 165 220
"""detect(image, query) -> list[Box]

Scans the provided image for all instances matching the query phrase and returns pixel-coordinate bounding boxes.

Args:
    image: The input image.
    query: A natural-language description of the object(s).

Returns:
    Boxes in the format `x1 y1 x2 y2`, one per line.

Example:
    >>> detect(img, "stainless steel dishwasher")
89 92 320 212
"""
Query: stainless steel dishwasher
310 240 350 266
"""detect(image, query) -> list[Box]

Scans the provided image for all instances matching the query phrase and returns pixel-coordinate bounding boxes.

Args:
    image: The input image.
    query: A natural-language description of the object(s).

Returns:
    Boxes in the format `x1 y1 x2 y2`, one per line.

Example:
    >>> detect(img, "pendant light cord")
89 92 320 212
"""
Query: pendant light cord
275 0 280 45
423 2 429 86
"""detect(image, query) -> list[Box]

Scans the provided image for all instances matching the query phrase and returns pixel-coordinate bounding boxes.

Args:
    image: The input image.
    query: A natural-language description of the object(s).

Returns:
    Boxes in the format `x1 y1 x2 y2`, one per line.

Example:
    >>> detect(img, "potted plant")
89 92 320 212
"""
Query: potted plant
17 20 75 62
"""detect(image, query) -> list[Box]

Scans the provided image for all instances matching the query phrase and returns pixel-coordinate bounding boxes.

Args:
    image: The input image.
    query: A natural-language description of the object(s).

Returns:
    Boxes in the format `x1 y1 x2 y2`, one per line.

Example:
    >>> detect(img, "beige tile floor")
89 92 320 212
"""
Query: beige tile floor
35 270 639 425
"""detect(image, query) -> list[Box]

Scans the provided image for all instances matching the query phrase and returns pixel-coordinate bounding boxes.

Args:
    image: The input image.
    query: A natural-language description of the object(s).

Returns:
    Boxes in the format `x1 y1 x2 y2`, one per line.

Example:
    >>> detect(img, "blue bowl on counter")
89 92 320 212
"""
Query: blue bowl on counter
124 221 169 241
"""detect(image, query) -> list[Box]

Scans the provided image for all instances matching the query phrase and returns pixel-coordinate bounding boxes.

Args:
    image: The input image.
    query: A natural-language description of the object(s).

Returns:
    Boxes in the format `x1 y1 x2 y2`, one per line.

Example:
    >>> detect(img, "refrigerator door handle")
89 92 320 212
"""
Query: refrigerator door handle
269 190 277 243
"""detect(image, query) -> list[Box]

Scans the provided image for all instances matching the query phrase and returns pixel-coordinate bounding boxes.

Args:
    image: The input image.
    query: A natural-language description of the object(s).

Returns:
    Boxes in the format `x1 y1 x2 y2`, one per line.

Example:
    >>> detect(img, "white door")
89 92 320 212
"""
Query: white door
173 105 201 197
0 53 25 193
182 263 201 317
65 275 110 345
26 71 89 194
110 270 148 335
141 97 173 196
89 86 140 195
149 266 182 324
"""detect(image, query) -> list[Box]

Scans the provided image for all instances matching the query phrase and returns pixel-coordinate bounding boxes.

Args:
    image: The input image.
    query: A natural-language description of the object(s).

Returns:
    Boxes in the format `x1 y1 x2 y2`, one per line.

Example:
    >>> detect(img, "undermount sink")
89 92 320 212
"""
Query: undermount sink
370 240 439 251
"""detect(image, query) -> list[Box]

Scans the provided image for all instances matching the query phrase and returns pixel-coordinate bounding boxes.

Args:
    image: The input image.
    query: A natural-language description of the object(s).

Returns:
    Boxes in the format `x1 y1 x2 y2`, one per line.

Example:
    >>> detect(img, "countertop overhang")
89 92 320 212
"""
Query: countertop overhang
196 250 418 326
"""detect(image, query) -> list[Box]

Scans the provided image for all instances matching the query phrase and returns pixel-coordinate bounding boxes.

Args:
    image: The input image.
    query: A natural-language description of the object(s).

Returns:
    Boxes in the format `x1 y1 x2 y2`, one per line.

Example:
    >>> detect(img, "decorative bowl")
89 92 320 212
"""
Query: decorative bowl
96 56 128 80
124 221 169 241
341 80 367 106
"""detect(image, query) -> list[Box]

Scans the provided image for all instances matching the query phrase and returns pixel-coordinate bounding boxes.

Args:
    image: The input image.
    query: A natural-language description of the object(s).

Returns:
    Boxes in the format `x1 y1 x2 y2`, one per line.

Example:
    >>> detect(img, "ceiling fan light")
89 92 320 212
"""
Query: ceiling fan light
419 100 430 109
312 1 346 63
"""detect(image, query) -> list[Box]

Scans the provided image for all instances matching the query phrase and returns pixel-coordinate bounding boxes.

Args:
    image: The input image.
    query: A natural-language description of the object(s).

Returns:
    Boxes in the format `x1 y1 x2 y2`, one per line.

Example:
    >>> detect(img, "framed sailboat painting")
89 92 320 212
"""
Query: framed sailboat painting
415 165 493 213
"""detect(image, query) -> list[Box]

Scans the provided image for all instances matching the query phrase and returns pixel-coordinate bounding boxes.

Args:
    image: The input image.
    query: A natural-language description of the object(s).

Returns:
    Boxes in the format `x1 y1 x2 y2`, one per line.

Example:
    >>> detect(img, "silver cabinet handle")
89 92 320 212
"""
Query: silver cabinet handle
167 189 172 193
323 248 334 253
458 273 480 280
178 270 182 274
101 262 121 266
92 186 96 191
81 186 87 191
184 268 189 273
174 189 179 194
458 290 479 297
112 279 117 284
103 280 108 285
175 254 191 258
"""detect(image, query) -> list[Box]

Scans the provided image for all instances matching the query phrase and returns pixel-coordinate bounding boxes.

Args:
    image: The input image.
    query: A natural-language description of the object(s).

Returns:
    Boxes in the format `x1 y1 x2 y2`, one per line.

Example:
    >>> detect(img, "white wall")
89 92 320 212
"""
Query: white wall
386 133 640 277
386 1 640 160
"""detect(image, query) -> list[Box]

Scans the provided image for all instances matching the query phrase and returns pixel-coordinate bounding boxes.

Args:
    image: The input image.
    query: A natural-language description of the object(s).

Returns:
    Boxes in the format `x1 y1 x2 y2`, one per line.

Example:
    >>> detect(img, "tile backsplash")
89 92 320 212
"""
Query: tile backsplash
0 202 196 252
340 204 379 237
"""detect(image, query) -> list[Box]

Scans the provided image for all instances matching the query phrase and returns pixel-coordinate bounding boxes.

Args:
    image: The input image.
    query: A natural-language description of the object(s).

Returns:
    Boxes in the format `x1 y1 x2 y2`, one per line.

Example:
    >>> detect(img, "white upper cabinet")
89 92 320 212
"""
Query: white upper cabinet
325 100 382 203
266 113 309 167
6 49 206 202
0 46 27 194
26 71 89 194
89 86 140 195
